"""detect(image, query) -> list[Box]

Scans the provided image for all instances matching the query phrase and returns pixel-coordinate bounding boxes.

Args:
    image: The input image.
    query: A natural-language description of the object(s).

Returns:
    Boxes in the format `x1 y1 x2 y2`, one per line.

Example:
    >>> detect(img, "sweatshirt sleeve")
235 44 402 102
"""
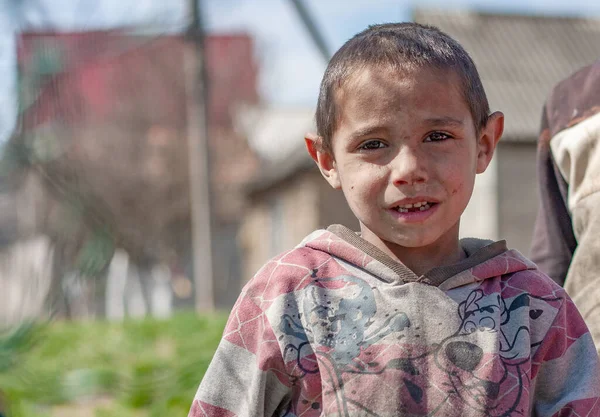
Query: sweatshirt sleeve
188 290 293 417
530 291 600 417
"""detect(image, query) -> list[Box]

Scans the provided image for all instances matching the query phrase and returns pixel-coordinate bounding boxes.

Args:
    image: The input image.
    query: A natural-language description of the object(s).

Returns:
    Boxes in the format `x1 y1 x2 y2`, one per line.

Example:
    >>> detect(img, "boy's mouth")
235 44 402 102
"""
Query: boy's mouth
393 201 437 213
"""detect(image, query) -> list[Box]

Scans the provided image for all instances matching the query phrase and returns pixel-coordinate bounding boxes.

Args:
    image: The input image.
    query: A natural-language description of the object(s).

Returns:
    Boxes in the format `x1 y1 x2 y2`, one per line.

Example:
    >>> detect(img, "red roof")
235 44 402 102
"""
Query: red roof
18 31 259 130
15 30 262 249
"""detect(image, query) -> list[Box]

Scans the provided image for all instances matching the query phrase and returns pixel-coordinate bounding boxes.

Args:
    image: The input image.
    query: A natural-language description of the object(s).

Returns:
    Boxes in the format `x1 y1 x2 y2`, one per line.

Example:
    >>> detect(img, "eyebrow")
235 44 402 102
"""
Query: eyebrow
350 125 387 139
424 117 465 127
348 117 465 140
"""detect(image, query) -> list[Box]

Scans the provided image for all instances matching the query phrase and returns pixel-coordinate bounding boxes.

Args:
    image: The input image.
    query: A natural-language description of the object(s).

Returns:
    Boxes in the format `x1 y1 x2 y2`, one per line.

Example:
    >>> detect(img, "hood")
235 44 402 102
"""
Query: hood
301 225 538 290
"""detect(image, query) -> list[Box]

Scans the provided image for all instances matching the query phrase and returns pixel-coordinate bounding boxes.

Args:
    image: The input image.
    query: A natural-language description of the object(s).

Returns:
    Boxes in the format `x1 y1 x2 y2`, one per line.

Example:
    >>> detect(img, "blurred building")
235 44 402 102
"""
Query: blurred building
1 30 260 320
238 108 358 278
239 10 600 281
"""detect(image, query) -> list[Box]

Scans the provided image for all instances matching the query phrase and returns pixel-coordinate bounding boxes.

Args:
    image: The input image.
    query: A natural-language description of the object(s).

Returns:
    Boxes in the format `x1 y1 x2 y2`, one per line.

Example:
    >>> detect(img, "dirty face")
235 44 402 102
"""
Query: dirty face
312 67 501 268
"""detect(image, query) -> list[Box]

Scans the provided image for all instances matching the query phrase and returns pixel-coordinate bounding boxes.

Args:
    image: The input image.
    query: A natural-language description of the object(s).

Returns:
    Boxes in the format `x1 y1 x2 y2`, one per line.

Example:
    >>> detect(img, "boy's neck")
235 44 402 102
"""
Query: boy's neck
359 227 466 276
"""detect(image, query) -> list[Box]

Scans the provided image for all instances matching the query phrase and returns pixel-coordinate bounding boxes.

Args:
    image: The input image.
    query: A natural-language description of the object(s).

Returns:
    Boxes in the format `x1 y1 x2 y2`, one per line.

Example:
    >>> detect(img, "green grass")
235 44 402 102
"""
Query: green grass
0 311 228 417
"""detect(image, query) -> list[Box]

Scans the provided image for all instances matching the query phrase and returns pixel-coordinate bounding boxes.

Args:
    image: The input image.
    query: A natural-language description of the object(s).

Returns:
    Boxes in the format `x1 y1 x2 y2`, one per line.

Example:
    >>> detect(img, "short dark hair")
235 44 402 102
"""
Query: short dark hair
315 22 490 152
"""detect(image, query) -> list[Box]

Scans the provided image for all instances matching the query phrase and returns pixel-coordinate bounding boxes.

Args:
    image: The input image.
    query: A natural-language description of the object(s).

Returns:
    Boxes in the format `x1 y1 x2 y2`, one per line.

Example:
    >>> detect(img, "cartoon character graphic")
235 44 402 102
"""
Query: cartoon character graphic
279 274 410 371
278 274 563 416
431 289 560 415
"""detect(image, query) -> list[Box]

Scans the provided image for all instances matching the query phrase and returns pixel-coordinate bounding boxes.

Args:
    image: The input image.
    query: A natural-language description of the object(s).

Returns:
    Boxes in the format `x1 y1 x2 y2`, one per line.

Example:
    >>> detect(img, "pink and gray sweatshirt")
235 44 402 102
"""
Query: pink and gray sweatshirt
189 225 600 417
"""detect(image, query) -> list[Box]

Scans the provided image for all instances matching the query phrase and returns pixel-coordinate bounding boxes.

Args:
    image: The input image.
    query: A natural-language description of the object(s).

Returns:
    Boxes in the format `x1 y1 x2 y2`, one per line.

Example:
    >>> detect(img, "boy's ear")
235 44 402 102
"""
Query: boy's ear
476 111 504 174
305 133 341 189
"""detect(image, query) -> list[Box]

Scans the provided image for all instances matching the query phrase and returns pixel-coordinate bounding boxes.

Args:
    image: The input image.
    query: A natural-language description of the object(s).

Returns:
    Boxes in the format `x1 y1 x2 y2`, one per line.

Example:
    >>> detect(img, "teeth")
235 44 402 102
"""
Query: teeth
396 203 432 213
397 201 428 209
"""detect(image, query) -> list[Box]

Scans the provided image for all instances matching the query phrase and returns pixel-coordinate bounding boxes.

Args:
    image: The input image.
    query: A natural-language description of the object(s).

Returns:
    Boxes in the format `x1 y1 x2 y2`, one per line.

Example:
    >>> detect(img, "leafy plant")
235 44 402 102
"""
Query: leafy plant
1 312 227 416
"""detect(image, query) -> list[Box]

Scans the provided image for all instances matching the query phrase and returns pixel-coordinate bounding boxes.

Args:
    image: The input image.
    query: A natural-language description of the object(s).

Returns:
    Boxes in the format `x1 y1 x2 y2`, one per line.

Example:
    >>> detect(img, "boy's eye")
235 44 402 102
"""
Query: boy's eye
424 132 451 142
358 140 386 150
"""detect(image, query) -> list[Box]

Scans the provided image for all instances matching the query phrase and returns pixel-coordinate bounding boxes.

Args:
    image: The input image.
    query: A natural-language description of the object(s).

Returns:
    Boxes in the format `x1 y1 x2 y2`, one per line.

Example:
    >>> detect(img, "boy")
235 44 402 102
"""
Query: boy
189 23 600 417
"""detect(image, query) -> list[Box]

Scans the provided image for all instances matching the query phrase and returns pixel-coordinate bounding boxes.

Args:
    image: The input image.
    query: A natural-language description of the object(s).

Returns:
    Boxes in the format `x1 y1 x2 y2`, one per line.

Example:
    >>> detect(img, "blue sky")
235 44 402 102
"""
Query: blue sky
1 0 600 139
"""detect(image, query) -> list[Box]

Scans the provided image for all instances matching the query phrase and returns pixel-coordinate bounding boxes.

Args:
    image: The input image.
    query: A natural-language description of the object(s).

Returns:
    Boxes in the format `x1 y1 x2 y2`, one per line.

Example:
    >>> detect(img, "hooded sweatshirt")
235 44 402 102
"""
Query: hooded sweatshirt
190 225 600 417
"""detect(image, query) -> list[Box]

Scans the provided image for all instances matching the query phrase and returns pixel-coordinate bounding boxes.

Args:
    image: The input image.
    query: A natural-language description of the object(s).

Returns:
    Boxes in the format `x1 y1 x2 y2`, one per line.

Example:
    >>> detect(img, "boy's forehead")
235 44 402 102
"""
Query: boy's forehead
335 66 465 116
342 65 458 91
324 65 478 147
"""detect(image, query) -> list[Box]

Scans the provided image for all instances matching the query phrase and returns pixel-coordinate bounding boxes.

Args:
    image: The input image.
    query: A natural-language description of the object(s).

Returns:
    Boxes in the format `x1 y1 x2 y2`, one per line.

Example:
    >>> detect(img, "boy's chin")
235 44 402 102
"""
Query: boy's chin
385 235 441 249
380 229 459 251
365 229 441 250
359 221 460 251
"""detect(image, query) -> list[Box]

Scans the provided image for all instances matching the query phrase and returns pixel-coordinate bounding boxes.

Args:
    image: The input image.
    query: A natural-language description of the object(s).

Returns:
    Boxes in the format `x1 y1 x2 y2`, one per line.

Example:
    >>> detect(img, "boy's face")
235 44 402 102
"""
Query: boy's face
307 67 503 266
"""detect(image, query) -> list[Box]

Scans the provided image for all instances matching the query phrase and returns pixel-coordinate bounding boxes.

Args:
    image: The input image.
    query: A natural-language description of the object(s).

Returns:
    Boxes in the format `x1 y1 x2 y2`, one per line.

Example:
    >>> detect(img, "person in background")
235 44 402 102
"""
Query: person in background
531 60 600 353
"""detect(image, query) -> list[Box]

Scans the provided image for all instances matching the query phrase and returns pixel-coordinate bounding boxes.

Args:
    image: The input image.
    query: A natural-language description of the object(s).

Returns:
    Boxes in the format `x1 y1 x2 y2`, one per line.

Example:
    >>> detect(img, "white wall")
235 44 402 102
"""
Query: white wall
460 156 499 242
0 235 53 325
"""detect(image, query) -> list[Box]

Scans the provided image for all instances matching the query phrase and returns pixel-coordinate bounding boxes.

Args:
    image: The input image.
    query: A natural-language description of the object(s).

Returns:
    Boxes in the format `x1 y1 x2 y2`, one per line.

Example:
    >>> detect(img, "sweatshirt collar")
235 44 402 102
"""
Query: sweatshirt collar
318 224 510 286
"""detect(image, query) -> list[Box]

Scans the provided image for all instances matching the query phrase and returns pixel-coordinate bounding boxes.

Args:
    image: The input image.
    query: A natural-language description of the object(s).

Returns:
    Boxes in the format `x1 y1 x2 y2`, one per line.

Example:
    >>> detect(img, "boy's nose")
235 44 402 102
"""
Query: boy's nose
391 147 428 186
